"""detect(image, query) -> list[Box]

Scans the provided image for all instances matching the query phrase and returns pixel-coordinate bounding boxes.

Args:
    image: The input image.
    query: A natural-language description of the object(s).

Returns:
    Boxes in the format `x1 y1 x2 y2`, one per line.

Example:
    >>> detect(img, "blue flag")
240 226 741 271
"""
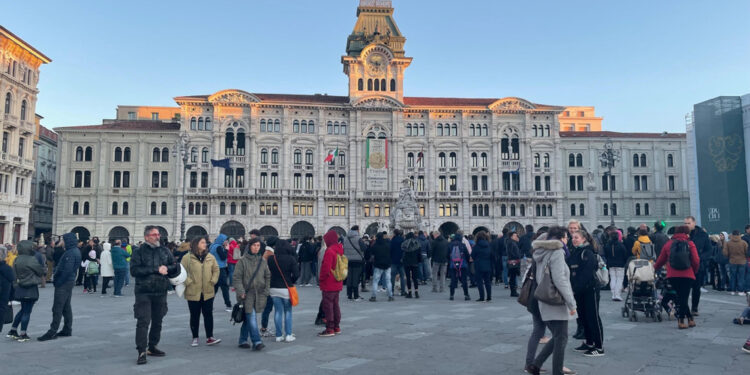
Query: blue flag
210 158 230 169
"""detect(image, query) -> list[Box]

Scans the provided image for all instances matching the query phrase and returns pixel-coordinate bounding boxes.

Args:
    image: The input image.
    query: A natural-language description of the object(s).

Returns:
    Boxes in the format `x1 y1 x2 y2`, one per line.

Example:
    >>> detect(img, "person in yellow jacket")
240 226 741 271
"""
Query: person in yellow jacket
6 245 17 267
632 229 656 260
180 236 221 347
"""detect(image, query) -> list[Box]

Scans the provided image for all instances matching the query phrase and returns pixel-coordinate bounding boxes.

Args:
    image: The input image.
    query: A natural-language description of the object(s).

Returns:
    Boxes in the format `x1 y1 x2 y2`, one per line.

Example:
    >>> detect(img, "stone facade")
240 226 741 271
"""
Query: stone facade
52 2 689 242
29 119 57 238
0 26 51 243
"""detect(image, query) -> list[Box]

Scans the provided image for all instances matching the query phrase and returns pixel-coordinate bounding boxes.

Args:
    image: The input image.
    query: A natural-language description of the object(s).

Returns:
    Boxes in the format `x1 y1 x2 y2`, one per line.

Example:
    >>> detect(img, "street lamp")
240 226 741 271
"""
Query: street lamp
172 133 190 241
598 139 620 226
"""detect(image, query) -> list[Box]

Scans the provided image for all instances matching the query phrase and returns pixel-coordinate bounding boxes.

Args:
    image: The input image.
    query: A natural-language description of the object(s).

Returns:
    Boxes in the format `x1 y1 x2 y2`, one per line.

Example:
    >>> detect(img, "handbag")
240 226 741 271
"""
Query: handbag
507 259 521 269
517 261 537 307
533 263 565 305
3 302 12 324
273 256 299 307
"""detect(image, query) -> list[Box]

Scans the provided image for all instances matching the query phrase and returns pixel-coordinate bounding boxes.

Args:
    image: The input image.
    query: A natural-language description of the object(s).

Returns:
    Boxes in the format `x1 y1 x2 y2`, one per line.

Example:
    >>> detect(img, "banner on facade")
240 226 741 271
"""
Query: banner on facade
366 139 388 190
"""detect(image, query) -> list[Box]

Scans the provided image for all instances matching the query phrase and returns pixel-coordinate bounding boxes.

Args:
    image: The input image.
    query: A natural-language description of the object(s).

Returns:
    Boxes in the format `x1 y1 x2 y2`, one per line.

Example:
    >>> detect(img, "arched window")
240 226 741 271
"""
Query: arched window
241 202 247 215
150 202 157 215
115 147 123 162
198 118 204 130
520 204 525 216
603 203 609 216
260 119 266 132
667 154 674 168
305 150 314 165
230 202 237 215
367 79 373 91
471 152 478 167
220 202 226 215
533 125 538 137
112 202 118 215
200 202 207 215
501 204 507 217
407 152 415 168
20 100 26 120
644 203 650 216
190 117 196 130
472 204 478 217
341 121 347 135
633 154 639 167
205 118 212 130
541 204 547 217
576 153 583 167
451 123 458 136
161 202 167 215
406 124 412 137
481 152 488 167
293 120 299 133
544 153 550 168
374 79 380 91
300 120 307 133
670 203 677 216
568 153 575 167
570 204 576 216
189 203 194 215
438 152 446 167
152 147 160 162
470 124 475 137
272 203 279 215
161 147 168 162
72 201 79 215
640 154 647 167
358 78 363 91
123 147 130 162
122 202 129 215
510 204 516 216
308 120 315 133
84 147 93 161
437 123 443 136
380 79 386 91
294 149 302 165
260 149 268 164
449 152 457 167
612 203 617 216
75 146 83 161
4 93 10 114
274 119 280 132
271 149 279 164
190 147 197 163
327 121 333 134
579 204 585 216
259 203 265 215
534 153 541 168
390 79 396 91
225 131 234 155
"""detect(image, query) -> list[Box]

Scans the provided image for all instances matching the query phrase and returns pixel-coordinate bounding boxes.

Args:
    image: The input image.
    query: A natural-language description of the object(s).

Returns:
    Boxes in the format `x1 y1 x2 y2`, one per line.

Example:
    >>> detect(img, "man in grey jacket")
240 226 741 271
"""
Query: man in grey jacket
343 225 365 301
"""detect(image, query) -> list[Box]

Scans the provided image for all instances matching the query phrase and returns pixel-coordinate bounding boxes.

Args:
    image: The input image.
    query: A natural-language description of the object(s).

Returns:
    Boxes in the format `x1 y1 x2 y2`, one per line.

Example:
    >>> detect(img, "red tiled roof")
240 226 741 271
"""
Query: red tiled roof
56 121 180 132
254 93 349 104
560 131 685 139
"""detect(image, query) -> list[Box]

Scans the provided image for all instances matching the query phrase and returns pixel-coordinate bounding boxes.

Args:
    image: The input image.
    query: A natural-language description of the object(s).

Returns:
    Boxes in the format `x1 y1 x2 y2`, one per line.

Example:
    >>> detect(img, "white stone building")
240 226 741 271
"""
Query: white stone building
0 26 51 243
52 1 689 242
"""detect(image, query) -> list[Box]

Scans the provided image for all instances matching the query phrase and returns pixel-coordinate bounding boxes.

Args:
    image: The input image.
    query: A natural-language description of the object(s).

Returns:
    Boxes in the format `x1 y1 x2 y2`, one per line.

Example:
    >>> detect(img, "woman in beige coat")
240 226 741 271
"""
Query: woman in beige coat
181 236 221 347
233 238 271 351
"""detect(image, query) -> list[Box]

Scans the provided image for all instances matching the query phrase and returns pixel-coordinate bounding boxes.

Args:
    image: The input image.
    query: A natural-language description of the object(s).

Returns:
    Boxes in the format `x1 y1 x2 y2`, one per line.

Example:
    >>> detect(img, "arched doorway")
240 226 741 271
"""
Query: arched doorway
108 226 130 243
365 222 380 237
472 226 490 235
186 226 207 241
328 226 346 238
438 221 459 238
290 221 315 240
220 220 246 239
70 226 90 243
259 226 279 240
503 221 525 237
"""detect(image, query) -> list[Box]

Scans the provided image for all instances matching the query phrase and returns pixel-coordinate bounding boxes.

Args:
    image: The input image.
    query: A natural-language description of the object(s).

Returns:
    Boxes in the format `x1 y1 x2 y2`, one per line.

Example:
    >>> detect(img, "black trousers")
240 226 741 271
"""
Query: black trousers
575 288 603 349
492 256 503 283
76 267 85 285
449 267 469 297
214 268 231 308
508 267 520 291
48 281 74 334
187 295 214 339
690 264 706 312
346 261 363 299
405 265 420 291
671 277 693 320
476 270 492 300
134 293 168 352
101 277 113 294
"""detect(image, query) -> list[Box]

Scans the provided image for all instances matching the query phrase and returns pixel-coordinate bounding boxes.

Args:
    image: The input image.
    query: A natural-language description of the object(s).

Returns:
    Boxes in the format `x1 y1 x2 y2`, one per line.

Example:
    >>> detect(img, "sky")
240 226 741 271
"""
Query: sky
4 0 749 132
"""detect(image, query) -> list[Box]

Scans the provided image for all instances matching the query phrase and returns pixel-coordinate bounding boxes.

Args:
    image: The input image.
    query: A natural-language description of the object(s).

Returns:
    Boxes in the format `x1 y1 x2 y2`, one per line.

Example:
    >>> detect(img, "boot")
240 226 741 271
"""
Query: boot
573 325 585 340
510 288 519 297
415 291 419 299
405 291 413 299
678 319 688 329
687 318 696 328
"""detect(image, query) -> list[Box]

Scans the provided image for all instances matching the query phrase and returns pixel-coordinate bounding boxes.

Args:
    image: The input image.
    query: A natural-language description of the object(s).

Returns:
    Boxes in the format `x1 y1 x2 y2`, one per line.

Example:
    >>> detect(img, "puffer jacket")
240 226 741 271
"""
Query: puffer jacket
366 238 391 270
723 235 749 265
54 233 82 287
12 241 45 300
431 235 450 263
268 240 299 289
401 238 422 267
0 261 14 310
603 239 628 268
343 230 364 262
632 235 653 259
130 241 180 296
209 234 228 268
99 243 115 277
227 239 240 265
567 243 598 294
181 251 219 301
233 252 270 312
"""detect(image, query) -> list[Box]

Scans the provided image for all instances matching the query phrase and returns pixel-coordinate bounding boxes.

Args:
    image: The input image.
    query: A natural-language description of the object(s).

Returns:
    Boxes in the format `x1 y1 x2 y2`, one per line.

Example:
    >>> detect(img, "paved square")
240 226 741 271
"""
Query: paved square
0 284 748 374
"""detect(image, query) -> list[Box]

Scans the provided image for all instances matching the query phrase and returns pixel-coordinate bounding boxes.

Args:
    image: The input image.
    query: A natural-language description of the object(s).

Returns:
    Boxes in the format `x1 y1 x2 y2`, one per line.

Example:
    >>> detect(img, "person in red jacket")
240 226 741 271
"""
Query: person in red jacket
318 230 343 337
654 225 700 329
227 239 240 290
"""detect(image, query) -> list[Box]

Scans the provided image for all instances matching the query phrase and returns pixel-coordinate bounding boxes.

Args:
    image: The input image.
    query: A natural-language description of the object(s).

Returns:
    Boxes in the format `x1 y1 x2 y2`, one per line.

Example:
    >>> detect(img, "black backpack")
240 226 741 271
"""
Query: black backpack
669 240 691 270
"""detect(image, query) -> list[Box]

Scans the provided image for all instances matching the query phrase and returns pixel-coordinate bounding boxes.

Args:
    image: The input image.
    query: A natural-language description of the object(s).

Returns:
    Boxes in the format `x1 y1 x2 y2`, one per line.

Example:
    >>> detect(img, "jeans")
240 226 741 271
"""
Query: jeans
101 276 112 294
526 303 546 367
532 320 569 375
390 264 406 295
48 281 74 334
12 300 35 333
476 270 492 300
671 277 694 320
502 255 509 284
431 262 447 292
271 296 293 337
321 291 341 331
449 266 469 297
261 296 273 329
227 263 235 286
609 267 625 299
299 261 314 285
214 268 232 308
372 267 393 298
404 265 420 291
239 308 262 346
346 261 363 299
728 264 746 292
575 288 603 349
134 293 168 352
187 295 214 338
86 274 98 291
114 268 127 296
420 257 432 282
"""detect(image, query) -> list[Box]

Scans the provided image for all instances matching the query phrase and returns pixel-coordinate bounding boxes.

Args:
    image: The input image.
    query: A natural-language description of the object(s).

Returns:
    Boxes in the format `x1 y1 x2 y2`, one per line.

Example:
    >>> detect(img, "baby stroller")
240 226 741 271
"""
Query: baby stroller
621 258 663 322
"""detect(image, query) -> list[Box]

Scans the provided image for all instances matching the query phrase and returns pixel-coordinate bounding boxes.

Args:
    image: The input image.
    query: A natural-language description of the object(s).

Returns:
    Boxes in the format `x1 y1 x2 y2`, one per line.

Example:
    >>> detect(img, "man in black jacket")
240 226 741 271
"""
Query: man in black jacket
490 233 504 286
684 216 712 315
649 221 669 257
131 226 180 365
430 231 449 293
38 232 82 341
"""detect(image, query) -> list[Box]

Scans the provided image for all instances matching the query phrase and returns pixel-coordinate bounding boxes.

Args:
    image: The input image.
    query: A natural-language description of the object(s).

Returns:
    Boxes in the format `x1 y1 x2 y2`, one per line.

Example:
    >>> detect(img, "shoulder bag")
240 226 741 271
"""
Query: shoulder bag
533 262 565 306
517 261 537 307
273 256 299 307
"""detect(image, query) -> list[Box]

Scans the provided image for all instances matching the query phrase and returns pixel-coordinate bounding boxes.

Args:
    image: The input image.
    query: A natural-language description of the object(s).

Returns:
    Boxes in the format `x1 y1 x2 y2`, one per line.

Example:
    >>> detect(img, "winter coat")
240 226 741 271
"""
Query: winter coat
418 234 431 258
12 241 45 301
490 236 505 260
319 231 344 292
649 231 669 257
401 238 422 267
54 233 82 287
366 238 391 270
99 243 115 277
603 239 628 268
567 243 598 294
631 235 653 258
430 236 450 264
0 261 14 312
390 234 404 265
623 234 636 258
723 235 749 265
299 242 316 263
506 240 522 261
181 252 220 301
110 245 129 270
130 241 180 296
520 232 535 258
532 239 577 322
209 234 228 268
342 230 365 262
471 239 492 273
690 226 712 263
654 233 700 280
227 240 240 265
233 253 270 312
712 240 729 264
268 240 299 289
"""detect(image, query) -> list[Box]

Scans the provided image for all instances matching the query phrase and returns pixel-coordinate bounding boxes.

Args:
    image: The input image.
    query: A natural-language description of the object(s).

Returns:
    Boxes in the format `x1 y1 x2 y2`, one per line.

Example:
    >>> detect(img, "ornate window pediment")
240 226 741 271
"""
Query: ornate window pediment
352 95 404 109
208 90 260 106
489 97 536 111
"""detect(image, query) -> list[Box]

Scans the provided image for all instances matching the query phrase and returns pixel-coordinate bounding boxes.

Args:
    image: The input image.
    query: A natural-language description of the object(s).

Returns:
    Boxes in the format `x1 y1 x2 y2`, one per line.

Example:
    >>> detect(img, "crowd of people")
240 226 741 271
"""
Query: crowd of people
0 216 749 371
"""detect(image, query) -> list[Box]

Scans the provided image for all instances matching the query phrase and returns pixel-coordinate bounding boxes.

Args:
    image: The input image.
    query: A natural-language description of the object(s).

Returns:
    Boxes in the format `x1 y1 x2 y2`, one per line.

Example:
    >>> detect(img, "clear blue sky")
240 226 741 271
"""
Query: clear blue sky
4 0 749 132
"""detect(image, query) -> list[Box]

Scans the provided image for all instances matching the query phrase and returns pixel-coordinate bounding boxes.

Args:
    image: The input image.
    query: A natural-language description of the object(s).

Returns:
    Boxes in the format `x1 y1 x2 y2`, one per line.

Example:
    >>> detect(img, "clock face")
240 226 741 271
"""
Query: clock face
366 53 386 76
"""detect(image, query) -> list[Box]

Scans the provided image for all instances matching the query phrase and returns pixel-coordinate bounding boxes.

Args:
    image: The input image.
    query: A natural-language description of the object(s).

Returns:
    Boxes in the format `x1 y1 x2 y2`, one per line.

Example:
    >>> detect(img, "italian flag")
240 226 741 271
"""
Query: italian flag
324 148 338 163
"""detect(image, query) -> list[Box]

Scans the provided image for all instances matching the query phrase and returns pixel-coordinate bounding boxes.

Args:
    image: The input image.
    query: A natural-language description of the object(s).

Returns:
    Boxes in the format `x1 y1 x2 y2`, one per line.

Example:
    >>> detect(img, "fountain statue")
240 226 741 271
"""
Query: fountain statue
390 178 422 232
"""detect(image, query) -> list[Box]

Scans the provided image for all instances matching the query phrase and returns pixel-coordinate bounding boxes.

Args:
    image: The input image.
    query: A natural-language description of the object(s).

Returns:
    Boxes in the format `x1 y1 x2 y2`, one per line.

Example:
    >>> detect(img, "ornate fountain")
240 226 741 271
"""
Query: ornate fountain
390 178 423 233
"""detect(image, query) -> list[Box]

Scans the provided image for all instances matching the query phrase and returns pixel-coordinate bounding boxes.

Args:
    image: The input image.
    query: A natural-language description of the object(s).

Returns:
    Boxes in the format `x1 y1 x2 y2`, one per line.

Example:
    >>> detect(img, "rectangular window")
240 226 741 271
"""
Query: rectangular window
271 173 278 188
18 138 24 157
128 112 136 120
438 176 446 192
190 172 197 188
633 176 640 191
449 175 457 191
236 168 244 188
339 175 346 190
641 176 648 191
123 171 130 188
113 171 120 188
84 171 91 188
544 176 551 191
668 176 675 191
201 172 208 188
260 173 267 188
502 172 510 191
1 132 8 153
152 171 160 188
535 176 541 191
160 172 168 188
569 176 576 191
293 204 300 216
151 112 159 120
305 174 313 189
417 176 425 192
294 173 302 189
472 176 478 191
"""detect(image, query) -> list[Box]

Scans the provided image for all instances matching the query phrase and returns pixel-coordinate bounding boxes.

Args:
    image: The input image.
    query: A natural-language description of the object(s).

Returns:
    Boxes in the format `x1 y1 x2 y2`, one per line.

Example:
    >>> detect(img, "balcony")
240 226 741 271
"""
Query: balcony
2 114 18 129
291 189 315 197
187 188 210 195
228 155 246 164
20 120 34 135
470 191 492 197
215 188 247 195
501 160 521 169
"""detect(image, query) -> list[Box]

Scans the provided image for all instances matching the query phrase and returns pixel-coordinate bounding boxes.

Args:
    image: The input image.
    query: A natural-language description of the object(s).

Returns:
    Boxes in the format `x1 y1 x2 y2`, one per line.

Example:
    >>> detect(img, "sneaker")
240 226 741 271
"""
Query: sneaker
464 295 471 301
739 292 747 296
6 329 18 339
700 287 707 293
276 336 285 342
252 343 265 351
147 347 166 357
285 334 296 342
137 352 148 365
573 343 592 352
16 334 30 342
167 290 175 295
369 297 377 302
355 297 365 302
583 348 605 357
318 330 335 337
334 328 342 335
206 337 221 345
191 338 199 347
225 306 232 312
260 328 273 337
37 331 57 341
56 330 72 337
238 343 251 349
742 342 750 354
731 292 737 296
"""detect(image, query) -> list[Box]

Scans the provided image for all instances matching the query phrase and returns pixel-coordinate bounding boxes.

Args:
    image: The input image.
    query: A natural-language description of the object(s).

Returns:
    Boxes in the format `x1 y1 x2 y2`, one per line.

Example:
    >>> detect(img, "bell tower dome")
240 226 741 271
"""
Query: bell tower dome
342 0 412 103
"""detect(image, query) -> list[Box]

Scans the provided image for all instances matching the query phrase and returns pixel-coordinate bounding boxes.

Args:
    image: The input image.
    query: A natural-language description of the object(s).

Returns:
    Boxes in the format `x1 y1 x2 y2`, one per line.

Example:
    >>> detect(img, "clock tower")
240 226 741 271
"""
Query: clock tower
342 0 412 103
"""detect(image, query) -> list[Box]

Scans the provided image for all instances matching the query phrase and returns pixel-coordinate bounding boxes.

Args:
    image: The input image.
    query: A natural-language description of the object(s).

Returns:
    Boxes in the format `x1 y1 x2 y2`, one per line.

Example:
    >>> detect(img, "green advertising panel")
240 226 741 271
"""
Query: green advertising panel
694 96 749 233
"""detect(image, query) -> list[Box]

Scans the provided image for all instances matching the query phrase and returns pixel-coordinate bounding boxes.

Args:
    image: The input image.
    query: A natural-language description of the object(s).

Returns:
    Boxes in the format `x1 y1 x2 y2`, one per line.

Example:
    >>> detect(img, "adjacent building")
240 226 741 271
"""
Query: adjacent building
53 1 689 243
29 117 57 239
0 26 51 243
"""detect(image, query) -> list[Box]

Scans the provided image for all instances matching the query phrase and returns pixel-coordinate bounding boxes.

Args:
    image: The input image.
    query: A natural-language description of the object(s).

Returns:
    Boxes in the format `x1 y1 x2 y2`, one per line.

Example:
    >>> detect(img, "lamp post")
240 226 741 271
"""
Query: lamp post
598 139 620 226
172 133 190 241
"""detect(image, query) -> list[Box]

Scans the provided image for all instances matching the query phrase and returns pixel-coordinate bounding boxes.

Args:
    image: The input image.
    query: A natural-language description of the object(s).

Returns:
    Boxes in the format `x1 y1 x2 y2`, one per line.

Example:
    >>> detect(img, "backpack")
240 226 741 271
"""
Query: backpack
669 240 691 270
87 261 99 275
639 241 656 261
232 246 242 261
450 244 464 269
332 253 348 281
